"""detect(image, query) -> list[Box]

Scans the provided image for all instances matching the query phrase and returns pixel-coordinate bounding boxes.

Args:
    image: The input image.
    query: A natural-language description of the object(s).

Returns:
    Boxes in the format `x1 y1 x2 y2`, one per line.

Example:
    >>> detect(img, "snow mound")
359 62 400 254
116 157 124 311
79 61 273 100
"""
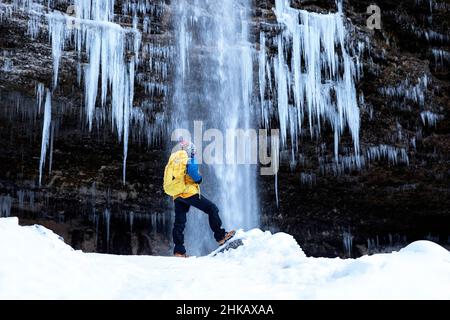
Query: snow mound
0 217 73 253
1 217 450 299
400 240 450 256
210 228 306 266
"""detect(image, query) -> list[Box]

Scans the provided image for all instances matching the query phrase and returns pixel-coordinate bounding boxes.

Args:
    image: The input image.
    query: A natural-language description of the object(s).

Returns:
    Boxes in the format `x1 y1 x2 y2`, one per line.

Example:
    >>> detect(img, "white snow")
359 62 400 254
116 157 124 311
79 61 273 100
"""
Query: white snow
1 217 449 299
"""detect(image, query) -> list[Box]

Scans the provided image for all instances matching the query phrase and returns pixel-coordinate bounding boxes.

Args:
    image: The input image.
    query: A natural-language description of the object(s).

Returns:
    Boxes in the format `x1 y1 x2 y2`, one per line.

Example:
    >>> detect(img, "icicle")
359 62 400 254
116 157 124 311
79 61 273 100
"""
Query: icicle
28 190 34 210
39 89 51 186
47 12 66 89
85 30 101 130
49 122 54 174
300 172 316 186
143 16 150 33
0 195 12 217
292 23 303 135
17 190 25 209
36 82 44 113
151 213 156 234
343 230 353 257
132 28 141 66
1 57 12 72
275 35 288 146
129 211 134 232
94 211 99 246
103 208 111 252
366 144 409 166
379 75 429 107
123 60 135 184
259 32 267 127
411 137 417 150
26 13 40 39
421 111 443 127
74 0 115 22
274 0 362 161
275 173 279 208
12 0 33 12
432 49 450 69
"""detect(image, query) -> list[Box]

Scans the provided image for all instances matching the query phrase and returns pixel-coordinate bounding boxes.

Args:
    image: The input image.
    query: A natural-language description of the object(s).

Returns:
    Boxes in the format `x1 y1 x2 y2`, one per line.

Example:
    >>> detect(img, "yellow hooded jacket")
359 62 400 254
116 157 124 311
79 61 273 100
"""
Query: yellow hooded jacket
171 150 200 200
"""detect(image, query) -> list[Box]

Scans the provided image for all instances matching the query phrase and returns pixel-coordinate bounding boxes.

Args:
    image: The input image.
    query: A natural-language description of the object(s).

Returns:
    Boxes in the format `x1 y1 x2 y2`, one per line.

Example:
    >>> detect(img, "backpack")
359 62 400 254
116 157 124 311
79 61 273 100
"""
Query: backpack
163 150 189 197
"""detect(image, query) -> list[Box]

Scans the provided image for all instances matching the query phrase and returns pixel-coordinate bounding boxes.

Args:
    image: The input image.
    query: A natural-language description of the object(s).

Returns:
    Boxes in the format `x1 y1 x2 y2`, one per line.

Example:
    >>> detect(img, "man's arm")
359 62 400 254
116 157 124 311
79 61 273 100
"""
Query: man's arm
186 158 202 184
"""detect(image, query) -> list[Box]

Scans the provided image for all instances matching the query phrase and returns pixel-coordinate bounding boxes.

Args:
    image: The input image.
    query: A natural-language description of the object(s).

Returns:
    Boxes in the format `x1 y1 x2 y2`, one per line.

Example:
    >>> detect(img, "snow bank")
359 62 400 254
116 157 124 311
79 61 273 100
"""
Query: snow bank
0 217 449 299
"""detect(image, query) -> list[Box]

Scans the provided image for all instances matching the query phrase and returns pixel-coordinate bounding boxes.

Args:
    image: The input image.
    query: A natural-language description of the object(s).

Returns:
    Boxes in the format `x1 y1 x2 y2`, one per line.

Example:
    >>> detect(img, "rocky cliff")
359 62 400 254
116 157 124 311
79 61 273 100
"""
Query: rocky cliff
0 0 448 257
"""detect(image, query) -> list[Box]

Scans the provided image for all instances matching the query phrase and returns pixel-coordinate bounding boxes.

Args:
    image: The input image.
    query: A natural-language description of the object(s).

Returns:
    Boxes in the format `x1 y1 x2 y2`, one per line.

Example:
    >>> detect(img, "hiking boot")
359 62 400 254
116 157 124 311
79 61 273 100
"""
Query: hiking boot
174 252 189 258
218 230 236 246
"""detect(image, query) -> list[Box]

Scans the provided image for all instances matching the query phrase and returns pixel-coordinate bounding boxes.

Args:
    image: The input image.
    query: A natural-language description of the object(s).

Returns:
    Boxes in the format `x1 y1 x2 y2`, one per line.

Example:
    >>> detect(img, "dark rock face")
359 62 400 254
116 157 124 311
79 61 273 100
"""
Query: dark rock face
1 0 174 255
0 0 449 257
260 0 450 257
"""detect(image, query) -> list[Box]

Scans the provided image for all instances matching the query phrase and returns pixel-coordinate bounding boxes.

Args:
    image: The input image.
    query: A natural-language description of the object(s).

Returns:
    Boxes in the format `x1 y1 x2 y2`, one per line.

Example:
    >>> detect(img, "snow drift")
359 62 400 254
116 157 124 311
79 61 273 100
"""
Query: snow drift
0 217 449 299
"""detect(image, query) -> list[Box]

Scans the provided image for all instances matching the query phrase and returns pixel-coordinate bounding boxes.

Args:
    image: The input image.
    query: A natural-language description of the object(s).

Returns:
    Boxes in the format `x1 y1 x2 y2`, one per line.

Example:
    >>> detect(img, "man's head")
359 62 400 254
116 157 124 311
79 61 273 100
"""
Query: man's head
177 138 196 157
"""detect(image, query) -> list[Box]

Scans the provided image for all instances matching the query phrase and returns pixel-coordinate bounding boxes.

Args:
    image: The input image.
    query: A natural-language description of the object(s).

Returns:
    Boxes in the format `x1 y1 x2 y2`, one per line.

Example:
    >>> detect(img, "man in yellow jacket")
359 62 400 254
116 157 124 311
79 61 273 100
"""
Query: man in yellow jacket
171 139 235 257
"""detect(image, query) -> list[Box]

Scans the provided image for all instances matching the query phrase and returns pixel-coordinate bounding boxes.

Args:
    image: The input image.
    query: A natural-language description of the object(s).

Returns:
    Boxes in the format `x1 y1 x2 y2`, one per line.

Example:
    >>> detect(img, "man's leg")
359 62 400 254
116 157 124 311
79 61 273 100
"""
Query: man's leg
173 199 190 255
182 194 226 242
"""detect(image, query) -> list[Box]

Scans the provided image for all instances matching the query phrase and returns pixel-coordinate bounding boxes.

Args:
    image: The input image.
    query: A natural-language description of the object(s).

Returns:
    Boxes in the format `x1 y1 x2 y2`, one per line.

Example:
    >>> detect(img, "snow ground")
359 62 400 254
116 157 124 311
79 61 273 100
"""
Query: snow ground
1 217 449 299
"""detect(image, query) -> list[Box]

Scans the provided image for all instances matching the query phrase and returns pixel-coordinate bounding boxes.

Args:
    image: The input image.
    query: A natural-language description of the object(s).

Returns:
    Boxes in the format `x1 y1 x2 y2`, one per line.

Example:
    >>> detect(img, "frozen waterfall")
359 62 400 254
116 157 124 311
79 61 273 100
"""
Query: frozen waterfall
45 1 139 184
260 0 363 163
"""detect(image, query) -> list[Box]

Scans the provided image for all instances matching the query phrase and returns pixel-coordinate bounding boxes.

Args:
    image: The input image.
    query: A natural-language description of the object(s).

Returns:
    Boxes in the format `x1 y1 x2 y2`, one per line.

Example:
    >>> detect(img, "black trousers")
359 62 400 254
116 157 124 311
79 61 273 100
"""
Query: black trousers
173 194 226 254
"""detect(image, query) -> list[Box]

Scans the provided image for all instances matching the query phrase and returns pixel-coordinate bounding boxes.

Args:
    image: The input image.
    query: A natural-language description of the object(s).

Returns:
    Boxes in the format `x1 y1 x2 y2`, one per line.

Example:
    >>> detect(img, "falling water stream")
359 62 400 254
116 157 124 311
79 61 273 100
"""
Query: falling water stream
172 0 259 255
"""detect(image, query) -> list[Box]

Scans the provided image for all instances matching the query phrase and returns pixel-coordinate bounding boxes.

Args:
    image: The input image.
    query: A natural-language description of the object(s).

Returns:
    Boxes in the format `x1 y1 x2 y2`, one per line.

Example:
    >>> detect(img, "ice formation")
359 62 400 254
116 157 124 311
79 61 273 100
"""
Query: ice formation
261 0 364 162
